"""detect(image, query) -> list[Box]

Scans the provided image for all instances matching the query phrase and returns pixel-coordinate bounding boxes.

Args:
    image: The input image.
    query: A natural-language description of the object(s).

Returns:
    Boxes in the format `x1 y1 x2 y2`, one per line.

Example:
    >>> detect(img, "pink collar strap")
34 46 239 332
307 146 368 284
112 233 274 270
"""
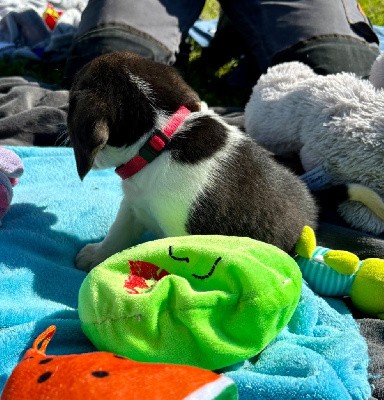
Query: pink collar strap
115 106 191 180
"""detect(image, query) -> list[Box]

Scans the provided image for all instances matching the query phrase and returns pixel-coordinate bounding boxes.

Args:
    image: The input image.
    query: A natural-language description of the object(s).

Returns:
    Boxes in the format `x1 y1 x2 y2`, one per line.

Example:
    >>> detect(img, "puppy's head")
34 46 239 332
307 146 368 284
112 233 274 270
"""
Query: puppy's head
67 51 201 179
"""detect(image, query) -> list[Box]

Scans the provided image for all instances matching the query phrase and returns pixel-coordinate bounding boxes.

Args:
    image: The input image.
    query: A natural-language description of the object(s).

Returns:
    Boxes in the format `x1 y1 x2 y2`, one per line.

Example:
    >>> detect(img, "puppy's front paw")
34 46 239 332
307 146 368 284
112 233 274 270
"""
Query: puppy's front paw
75 243 106 272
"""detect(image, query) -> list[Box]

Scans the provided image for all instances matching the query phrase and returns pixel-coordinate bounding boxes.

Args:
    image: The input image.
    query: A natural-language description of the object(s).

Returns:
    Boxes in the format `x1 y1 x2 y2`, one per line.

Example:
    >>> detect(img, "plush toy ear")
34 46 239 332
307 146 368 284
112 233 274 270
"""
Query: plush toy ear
32 325 56 353
295 225 317 258
323 251 360 275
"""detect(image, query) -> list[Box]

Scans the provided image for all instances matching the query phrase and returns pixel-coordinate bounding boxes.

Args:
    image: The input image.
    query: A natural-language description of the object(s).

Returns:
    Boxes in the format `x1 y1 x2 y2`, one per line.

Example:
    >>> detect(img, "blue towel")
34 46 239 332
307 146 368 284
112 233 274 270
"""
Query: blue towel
373 26 384 52
0 146 122 390
223 284 371 399
0 146 371 399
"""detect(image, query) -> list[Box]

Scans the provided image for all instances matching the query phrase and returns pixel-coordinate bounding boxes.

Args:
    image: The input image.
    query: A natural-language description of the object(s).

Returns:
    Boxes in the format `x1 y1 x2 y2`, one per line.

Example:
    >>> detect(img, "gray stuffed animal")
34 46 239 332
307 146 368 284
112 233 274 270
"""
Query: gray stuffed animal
244 58 384 235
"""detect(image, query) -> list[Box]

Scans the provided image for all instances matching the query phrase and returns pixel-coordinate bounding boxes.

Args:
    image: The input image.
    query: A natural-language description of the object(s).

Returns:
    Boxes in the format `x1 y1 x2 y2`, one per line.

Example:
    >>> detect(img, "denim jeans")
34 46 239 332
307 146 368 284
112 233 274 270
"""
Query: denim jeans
64 0 379 87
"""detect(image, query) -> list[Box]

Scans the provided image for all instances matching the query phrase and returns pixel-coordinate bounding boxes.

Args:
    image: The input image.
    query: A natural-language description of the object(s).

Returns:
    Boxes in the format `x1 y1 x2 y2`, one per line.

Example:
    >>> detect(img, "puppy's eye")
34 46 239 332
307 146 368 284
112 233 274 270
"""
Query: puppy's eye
168 246 189 263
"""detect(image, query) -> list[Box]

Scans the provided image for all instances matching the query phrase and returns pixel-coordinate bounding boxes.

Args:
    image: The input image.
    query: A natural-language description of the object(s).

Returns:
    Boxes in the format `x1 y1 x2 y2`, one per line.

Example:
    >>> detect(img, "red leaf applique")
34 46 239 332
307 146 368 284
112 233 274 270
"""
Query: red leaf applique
124 260 169 294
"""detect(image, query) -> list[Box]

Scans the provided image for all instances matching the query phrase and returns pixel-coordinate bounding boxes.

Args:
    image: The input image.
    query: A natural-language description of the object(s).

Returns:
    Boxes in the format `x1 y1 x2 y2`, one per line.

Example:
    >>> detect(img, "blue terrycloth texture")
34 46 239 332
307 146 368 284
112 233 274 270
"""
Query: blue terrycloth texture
0 146 371 399
373 26 384 52
0 146 122 391
223 284 371 399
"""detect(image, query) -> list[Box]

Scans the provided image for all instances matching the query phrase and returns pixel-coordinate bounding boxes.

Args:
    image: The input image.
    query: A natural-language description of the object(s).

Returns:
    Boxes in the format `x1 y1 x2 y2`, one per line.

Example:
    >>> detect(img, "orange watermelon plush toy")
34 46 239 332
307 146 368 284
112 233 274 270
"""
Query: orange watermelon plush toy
2 326 238 400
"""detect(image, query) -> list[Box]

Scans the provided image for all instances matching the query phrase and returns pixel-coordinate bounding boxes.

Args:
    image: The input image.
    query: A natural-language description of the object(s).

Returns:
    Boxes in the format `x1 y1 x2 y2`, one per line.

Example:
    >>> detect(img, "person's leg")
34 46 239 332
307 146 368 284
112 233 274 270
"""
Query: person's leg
63 0 205 87
218 0 379 78
272 36 379 79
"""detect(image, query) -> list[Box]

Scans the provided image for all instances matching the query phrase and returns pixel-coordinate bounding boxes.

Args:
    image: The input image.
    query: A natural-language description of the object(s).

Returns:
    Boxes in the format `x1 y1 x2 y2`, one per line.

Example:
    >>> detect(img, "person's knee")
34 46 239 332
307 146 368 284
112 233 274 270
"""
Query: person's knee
63 26 175 88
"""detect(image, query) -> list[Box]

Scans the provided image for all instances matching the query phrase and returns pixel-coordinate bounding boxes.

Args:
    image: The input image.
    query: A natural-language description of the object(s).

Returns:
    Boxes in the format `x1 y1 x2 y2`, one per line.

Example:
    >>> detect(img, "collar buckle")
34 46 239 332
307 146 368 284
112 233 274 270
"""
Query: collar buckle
139 129 170 163
115 106 191 180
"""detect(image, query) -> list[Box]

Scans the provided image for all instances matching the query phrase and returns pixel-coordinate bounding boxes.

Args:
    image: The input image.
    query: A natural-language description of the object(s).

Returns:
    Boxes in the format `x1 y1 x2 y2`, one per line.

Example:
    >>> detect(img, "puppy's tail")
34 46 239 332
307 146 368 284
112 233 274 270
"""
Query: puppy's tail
315 183 384 222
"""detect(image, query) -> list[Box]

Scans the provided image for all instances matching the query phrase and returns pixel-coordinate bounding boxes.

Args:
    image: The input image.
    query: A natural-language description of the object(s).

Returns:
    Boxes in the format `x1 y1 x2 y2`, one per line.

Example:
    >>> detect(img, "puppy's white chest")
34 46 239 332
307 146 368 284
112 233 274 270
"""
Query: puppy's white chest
122 153 213 237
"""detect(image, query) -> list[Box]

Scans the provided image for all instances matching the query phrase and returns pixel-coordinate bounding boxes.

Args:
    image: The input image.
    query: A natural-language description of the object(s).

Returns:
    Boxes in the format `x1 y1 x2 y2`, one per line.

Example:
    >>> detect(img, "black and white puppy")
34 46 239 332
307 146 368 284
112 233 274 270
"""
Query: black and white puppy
67 51 318 271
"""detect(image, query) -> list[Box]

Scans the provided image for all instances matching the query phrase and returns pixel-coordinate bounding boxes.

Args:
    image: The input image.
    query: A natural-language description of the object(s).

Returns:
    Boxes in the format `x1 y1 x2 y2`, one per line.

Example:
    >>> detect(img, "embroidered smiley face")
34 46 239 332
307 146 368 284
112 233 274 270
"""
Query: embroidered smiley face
124 246 222 294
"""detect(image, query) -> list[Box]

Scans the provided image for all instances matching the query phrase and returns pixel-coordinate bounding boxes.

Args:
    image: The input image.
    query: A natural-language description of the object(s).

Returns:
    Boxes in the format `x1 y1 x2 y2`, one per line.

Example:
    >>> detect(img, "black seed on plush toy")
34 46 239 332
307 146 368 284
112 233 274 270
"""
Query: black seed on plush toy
39 358 53 364
91 370 109 378
37 371 52 383
114 355 127 360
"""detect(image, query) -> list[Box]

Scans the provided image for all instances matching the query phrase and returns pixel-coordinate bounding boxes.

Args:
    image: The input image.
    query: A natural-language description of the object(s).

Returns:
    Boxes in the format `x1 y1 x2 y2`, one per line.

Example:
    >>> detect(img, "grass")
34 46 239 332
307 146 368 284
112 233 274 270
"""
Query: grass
201 0 383 25
0 56 64 86
200 0 220 20
0 0 381 106
360 0 384 26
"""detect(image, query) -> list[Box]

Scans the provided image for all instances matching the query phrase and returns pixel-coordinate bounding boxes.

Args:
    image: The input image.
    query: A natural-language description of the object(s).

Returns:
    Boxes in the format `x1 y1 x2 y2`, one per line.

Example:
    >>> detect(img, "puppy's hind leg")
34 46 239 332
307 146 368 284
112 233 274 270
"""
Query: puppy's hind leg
75 199 146 272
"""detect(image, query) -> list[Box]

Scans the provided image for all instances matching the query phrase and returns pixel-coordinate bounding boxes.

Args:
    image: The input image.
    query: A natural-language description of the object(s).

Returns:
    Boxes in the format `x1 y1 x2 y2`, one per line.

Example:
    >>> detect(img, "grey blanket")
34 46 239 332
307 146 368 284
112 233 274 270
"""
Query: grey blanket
0 76 68 146
0 76 383 399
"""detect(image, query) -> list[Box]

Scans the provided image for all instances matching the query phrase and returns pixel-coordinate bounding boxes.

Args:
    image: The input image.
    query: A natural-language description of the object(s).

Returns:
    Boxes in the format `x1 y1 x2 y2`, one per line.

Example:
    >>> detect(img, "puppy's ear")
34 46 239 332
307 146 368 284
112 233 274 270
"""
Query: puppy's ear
160 79 201 113
176 82 202 113
67 90 109 180
135 60 201 113
72 119 108 180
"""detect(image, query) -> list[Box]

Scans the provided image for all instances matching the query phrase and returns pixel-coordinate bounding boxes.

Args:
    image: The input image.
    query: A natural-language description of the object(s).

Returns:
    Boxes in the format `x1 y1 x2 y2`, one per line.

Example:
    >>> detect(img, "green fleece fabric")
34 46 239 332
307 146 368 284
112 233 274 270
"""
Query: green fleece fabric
78 235 302 370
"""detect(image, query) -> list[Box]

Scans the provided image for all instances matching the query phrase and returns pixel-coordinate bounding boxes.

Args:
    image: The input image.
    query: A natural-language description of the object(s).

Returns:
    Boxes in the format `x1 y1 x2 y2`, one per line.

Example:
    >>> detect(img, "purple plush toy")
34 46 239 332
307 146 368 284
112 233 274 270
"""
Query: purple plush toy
0 146 23 225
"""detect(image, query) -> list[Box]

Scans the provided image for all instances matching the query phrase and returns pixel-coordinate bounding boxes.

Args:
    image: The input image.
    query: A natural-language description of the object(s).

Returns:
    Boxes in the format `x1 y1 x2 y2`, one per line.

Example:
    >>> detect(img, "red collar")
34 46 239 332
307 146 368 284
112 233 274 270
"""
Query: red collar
115 106 191 180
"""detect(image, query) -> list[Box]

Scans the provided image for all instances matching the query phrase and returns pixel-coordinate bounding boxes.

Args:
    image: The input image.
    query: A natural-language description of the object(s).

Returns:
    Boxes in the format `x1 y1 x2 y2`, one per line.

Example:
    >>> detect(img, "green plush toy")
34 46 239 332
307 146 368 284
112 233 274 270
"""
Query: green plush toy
78 235 302 371
295 226 384 319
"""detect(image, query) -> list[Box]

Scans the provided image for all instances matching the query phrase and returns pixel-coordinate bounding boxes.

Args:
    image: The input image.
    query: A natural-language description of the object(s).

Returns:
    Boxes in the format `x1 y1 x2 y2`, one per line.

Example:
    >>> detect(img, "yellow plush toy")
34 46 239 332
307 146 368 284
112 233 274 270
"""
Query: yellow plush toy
295 226 384 319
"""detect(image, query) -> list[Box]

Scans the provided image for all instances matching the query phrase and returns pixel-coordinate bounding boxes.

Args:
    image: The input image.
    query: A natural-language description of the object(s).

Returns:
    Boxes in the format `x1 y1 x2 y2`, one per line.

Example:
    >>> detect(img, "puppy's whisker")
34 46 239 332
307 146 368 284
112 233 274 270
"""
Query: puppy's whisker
55 126 71 147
